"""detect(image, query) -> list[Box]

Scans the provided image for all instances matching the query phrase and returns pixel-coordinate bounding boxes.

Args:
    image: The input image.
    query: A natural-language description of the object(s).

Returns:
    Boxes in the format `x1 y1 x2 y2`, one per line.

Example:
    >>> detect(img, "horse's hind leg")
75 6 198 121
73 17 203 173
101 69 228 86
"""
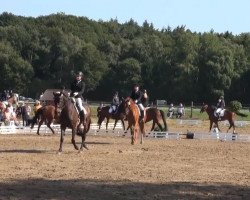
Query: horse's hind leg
227 121 235 133
151 122 156 131
156 121 163 131
47 122 55 134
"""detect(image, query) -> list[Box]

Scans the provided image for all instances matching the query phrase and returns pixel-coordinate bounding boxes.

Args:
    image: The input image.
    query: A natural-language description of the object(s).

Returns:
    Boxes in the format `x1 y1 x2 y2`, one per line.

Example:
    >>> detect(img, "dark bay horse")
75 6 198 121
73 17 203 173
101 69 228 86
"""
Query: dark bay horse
200 104 247 133
54 92 91 152
120 97 145 144
97 105 126 132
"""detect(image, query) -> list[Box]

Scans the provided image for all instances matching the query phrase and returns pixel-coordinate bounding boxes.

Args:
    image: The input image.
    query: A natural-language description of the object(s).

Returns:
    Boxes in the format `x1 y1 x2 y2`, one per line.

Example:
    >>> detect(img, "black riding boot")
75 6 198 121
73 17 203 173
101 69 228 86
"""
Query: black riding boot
140 110 144 122
79 110 85 122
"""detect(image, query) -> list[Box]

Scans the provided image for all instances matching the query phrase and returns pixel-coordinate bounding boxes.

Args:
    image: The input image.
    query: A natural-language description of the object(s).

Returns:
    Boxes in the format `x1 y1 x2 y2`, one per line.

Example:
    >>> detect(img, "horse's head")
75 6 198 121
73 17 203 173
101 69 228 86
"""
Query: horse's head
200 103 208 113
120 97 133 115
53 91 63 106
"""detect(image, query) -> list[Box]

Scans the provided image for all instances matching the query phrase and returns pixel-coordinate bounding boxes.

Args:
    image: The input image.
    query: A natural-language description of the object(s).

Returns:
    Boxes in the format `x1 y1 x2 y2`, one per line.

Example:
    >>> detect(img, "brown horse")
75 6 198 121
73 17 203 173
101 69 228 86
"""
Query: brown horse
30 93 60 135
200 104 247 133
97 105 126 132
30 106 57 135
54 91 91 152
97 105 168 134
120 97 145 144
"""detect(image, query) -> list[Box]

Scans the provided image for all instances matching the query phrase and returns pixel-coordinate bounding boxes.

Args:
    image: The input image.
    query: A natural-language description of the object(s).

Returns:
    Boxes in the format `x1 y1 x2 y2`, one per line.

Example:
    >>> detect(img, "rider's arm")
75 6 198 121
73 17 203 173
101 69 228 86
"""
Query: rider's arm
77 82 85 97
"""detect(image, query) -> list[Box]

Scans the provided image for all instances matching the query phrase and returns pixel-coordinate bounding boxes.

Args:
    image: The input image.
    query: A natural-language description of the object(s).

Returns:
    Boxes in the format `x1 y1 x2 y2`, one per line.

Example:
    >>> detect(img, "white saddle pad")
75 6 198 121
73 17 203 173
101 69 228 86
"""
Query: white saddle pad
214 109 225 117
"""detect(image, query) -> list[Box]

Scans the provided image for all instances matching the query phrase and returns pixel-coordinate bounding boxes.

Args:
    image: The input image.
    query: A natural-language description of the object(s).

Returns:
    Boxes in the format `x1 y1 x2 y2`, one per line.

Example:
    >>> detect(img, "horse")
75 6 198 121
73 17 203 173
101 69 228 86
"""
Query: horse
97 105 127 132
120 97 145 145
200 104 247 133
30 92 60 135
54 91 91 152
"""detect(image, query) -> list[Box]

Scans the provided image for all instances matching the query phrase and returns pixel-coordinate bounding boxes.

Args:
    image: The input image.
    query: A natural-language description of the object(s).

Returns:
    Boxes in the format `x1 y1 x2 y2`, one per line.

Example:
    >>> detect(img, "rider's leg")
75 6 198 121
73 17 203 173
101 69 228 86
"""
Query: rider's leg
138 103 145 122
76 98 85 123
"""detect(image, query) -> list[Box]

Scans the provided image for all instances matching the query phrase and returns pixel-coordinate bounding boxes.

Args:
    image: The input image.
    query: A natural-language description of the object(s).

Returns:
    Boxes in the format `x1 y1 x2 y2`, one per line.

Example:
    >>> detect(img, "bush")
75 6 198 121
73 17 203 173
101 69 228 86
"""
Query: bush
228 100 242 112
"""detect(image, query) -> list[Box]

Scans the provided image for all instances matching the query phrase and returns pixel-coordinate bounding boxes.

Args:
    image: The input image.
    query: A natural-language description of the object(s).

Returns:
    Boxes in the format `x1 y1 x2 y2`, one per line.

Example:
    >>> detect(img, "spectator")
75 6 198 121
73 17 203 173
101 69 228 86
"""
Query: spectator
177 103 185 118
34 100 42 115
21 103 29 126
3 107 16 125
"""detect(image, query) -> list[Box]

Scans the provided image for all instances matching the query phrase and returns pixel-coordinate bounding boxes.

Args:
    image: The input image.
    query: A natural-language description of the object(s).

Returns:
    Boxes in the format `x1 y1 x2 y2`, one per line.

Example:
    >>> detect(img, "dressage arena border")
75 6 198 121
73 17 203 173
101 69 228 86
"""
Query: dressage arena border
0 122 250 142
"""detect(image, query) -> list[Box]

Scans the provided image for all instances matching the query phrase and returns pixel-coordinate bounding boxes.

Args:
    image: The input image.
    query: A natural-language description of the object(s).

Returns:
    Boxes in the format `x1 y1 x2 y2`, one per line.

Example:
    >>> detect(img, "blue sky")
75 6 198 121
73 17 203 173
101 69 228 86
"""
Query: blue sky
0 0 249 34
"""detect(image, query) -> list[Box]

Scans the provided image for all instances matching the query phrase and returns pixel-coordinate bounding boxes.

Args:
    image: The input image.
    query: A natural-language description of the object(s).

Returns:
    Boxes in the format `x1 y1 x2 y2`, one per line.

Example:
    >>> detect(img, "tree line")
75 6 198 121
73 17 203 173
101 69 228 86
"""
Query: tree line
0 12 250 104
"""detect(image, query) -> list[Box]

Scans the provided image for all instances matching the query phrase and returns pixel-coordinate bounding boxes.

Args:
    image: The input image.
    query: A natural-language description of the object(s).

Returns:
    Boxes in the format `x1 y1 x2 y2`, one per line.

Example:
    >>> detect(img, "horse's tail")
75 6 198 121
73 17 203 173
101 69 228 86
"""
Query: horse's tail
159 109 168 131
31 107 44 128
235 111 248 117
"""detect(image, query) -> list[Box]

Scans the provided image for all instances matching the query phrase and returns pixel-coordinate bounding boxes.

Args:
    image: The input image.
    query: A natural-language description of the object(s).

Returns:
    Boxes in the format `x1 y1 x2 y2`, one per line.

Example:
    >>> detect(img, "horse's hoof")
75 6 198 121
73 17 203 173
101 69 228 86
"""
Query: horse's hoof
57 151 62 155
78 150 82 154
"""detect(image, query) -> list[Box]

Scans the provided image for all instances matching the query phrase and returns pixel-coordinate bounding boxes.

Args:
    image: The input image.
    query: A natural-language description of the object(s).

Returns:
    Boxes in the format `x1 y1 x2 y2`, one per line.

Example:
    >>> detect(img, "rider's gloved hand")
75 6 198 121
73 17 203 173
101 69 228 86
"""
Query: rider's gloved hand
73 92 78 97
135 100 138 103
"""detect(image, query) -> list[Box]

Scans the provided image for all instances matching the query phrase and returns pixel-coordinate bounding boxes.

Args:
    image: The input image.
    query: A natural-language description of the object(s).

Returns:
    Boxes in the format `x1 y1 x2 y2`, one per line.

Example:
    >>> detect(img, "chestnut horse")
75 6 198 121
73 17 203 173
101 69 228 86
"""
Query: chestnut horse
97 106 168 133
120 97 145 144
30 92 60 135
54 91 91 152
97 105 126 132
200 104 247 133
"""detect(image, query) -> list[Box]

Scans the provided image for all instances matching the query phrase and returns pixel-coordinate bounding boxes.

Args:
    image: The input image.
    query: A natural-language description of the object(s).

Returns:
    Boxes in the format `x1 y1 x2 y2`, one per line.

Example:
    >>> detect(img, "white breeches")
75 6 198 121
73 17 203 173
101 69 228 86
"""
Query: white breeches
138 103 144 111
76 98 84 111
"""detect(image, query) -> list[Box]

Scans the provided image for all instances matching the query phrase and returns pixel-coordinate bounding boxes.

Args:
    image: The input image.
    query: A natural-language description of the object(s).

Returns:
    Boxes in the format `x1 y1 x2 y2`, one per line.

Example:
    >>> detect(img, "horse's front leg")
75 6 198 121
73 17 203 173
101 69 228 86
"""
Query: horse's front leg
140 122 145 144
72 127 79 150
130 126 135 145
209 120 213 132
215 121 221 132
113 119 118 132
37 120 44 135
79 133 88 151
58 127 65 152
106 118 110 133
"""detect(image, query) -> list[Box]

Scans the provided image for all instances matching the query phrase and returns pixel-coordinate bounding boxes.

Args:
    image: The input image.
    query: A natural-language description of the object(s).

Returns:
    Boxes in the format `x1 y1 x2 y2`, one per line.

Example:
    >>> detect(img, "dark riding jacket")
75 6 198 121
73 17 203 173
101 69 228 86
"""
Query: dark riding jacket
70 80 85 98
130 90 143 104
112 95 119 106
217 100 225 109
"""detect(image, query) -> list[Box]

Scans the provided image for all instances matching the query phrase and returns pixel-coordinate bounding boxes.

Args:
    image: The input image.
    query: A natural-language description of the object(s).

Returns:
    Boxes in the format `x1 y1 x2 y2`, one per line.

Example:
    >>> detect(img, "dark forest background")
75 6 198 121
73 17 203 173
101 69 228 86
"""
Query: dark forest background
0 12 250 104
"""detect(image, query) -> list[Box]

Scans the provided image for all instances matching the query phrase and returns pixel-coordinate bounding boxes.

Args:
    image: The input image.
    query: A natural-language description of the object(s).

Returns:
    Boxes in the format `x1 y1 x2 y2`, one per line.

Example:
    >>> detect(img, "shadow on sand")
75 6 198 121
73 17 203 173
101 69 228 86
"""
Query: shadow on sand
0 178 249 200
0 149 46 154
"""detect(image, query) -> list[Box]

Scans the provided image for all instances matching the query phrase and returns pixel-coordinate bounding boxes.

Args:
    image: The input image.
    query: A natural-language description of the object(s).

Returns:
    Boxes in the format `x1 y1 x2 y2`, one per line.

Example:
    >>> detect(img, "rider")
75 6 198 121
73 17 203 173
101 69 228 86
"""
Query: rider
216 96 225 120
168 103 175 118
177 103 185 118
70 71 85 122
130 84 144 122
109 91 119 114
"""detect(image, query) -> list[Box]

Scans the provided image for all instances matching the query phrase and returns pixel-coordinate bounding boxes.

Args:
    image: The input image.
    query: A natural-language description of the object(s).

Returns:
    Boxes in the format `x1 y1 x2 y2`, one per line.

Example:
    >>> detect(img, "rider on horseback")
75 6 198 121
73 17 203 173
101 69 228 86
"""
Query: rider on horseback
130 84 144 122
216 96 225 120
109 91 119 114
70 71 85 122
